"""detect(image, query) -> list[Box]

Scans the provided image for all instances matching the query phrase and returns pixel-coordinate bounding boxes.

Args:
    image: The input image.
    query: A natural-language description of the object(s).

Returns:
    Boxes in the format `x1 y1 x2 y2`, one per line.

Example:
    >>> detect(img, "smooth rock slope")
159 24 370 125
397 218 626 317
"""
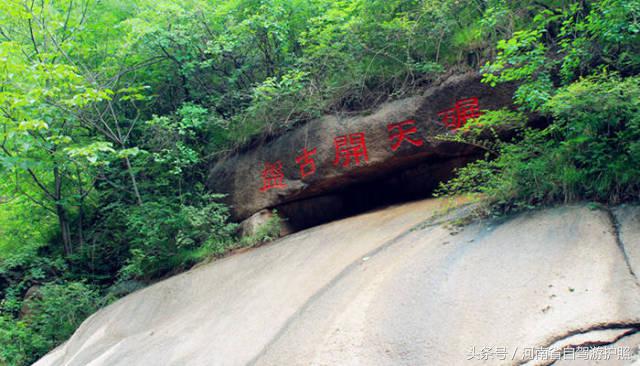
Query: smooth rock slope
35 199 640 366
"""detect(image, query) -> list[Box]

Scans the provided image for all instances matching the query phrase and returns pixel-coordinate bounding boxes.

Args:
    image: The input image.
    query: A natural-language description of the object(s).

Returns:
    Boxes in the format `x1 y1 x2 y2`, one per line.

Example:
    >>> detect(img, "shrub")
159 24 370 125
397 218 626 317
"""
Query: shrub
0 282 101 366
240 211 283 247
438 75 640 215
118 195 238 280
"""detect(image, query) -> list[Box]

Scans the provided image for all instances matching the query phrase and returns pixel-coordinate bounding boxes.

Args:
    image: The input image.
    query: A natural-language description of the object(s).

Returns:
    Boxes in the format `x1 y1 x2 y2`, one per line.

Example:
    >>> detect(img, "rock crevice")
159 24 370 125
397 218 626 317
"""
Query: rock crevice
527 323 640 366
605 206 640 287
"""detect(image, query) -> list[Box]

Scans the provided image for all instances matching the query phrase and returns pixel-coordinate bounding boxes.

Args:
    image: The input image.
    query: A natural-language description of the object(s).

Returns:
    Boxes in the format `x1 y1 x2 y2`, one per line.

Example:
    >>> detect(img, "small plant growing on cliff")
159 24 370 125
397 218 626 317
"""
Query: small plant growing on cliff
240 212 283 247
434 109 527 156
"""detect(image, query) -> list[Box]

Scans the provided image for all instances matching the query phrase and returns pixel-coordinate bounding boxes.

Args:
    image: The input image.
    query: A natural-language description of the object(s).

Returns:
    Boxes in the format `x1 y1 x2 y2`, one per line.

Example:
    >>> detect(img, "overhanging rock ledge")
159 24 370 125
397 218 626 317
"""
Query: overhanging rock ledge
207 73 519 227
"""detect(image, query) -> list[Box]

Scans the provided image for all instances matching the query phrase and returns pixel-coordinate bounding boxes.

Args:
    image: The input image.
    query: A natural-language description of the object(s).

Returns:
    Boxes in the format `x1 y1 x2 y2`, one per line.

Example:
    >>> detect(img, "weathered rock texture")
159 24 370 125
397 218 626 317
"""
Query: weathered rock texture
207 73 519 223
35 199 640 366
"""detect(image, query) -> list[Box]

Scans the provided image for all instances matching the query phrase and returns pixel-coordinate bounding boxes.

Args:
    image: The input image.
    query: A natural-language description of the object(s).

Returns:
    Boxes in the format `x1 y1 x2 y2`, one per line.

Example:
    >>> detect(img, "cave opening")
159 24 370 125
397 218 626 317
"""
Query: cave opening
273 155 477 232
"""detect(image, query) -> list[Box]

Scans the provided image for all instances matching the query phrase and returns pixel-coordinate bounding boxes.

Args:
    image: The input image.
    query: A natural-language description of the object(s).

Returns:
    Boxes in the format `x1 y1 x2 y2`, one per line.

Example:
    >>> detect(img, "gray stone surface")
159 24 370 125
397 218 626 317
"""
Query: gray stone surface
35 201 640 366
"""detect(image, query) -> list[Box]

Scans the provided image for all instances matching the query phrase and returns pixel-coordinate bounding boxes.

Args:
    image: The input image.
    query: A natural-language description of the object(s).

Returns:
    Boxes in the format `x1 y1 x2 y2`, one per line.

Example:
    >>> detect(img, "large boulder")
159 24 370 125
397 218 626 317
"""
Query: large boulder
207 73 519 223
34 200 640 366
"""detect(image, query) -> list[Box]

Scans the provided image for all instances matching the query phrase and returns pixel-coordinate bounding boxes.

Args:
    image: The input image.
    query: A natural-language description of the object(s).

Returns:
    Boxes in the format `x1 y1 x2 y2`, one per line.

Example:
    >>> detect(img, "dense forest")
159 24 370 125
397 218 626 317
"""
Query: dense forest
0 0 638 364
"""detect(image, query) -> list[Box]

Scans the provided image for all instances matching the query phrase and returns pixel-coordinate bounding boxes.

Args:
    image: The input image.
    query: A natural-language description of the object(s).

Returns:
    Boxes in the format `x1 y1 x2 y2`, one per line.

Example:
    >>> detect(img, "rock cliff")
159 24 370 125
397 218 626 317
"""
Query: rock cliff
207 73 519 228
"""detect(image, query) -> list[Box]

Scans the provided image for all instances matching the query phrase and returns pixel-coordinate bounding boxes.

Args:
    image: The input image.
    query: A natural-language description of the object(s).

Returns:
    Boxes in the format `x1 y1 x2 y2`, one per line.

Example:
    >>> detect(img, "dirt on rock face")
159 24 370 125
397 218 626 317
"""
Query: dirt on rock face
206 73 519 224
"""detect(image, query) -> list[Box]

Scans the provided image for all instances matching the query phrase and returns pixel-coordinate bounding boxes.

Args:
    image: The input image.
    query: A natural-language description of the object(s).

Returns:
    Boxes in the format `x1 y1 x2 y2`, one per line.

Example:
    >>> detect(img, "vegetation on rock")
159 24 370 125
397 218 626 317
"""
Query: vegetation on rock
438 0 640 215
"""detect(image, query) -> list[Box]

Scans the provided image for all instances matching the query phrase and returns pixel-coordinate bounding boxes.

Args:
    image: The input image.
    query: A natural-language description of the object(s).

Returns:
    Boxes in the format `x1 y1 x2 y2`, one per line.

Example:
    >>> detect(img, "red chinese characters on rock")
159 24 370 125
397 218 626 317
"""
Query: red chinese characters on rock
387 119 424 151
259 161 287 192
437 97 482 130
295 147 317 178
259 101 488 192
334 132 368 167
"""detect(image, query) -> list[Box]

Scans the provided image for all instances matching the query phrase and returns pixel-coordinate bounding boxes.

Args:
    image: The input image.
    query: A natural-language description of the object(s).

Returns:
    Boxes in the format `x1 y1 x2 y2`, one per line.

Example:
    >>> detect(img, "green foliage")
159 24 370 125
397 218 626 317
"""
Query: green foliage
482 0 640 111
439 0 640 216
1 0 638 363
438 75 640 215
0 282 101 366
544 75 640 201
435 109 527 156
0 196 53 260
240 211 283 247
118 195 237 280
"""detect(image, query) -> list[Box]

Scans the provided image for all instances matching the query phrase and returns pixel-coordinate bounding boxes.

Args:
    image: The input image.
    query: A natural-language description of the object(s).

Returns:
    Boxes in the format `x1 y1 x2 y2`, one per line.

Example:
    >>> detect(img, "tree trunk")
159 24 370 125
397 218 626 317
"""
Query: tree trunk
124 156 143 206
54 165 73 255
77 201 85 250
56 203 73 256
76 166 85 250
